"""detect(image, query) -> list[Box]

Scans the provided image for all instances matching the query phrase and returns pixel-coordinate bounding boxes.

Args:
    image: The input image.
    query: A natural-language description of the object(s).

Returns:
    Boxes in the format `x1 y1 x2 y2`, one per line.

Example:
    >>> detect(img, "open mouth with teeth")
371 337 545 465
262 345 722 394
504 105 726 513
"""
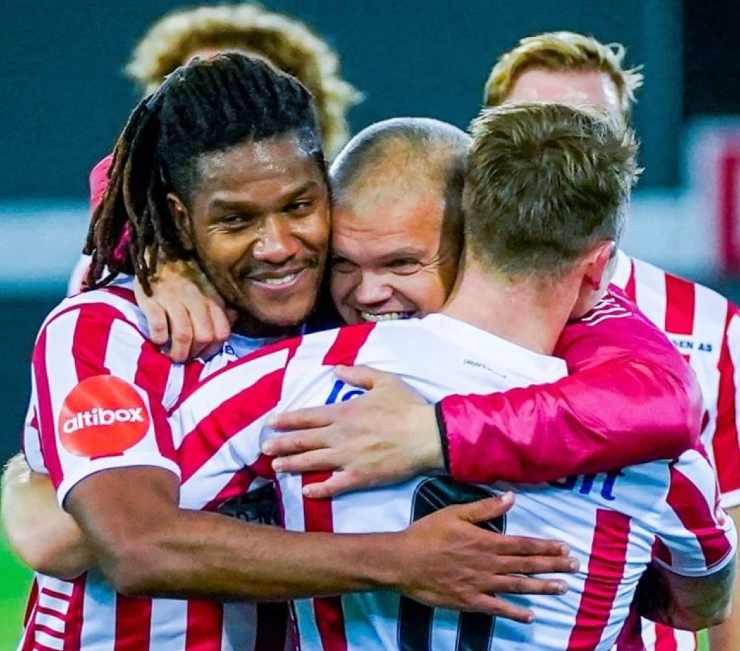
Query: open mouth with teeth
359 311 415 322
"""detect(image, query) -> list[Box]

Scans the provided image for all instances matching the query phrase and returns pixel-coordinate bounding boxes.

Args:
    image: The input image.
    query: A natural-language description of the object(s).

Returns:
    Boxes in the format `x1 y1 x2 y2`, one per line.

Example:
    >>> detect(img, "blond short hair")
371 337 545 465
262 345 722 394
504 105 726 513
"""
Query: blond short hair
484 32 644 117
463 103 639 277
126 4 361 157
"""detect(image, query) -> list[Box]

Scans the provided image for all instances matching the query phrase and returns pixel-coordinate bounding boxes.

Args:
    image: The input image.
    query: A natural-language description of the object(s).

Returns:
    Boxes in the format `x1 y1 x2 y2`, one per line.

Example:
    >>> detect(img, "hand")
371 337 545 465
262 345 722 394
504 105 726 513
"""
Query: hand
134 259 237 362
395 492 578 621
264 365 444 498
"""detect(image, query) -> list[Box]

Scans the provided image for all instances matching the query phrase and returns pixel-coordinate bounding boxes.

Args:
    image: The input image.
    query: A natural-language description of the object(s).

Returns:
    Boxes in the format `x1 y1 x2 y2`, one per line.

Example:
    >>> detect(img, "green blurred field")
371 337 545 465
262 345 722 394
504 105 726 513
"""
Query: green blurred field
0 527 710 650
0 530 31 649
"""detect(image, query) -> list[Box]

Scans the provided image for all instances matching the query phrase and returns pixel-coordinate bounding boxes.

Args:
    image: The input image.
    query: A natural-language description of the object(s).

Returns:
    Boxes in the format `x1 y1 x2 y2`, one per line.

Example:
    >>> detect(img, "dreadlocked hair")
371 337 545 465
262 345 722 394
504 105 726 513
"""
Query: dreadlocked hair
85 52 325 294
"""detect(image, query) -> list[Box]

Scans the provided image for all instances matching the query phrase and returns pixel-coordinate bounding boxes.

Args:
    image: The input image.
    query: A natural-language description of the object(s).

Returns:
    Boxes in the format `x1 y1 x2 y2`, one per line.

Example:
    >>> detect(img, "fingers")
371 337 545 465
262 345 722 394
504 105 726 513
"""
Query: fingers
184 298 216 359
456 493 515 523
464 595 535 623
209 300 232 343
269 406 338 432
490 535 570 557
166 302 194 363
486 574 569 596
302 471 361 499
493 554 579 576
271 448 340 474
333 365 384 389
140 296 169 347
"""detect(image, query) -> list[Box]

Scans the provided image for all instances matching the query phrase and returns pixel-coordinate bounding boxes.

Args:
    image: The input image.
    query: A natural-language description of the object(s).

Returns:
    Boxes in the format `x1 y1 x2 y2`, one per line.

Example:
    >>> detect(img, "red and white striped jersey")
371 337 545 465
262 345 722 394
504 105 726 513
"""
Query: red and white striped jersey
19 280 288 651
612 250 740 651
613 250 740 509
173 314 736 651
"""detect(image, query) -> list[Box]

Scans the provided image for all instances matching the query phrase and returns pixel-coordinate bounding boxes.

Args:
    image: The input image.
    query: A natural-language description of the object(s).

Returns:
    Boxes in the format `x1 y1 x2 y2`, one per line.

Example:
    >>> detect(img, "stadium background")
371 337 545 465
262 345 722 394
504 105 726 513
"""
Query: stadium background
0 0 738 647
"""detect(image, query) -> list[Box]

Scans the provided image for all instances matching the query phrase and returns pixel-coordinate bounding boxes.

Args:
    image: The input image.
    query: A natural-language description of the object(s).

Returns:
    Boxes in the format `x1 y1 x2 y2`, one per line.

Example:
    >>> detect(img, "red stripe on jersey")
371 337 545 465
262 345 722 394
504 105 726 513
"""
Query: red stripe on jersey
185 600 223 651
179 368 285 482
302 485 347 651
203 467 257 511
714 306 740 495
623 260 637 302
40 588 71 602
255 602 289 651
663 275 695 335
19 581 38 651
322 323 375 365
613 603 645 650
72 308 114 380
114 595 152 650
65 575 87 651
567 510 631 650
298 325 379 651
23 579 39 626
652 537 672 566
665 465 732 567
654 623 679 651
136 341 177 463
183 360 207 395
33 329 63 486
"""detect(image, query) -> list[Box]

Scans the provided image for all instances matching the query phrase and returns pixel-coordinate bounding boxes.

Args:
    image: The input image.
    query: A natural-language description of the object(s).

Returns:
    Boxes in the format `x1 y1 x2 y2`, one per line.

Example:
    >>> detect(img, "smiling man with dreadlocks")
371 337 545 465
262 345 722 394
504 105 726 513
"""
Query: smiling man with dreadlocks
13 54 577 649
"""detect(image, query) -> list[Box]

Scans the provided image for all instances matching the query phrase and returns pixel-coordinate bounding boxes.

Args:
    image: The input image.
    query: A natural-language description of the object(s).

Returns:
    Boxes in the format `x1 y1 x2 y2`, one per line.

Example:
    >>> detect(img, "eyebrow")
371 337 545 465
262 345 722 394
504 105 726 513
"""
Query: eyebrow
332 246 426 264
209 181 320 212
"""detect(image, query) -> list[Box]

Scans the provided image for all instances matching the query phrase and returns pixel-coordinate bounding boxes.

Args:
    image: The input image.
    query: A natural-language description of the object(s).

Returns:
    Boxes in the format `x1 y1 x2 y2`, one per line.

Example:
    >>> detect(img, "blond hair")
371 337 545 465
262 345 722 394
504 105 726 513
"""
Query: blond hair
463 103 639 277
484 32 643 117
126 4 361 157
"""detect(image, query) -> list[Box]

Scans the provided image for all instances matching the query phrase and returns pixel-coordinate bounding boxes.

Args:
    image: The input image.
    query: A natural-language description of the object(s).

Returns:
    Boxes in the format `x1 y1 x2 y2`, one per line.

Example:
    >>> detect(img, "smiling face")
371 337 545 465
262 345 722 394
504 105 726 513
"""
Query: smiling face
330 184 459 324
170 135 330 336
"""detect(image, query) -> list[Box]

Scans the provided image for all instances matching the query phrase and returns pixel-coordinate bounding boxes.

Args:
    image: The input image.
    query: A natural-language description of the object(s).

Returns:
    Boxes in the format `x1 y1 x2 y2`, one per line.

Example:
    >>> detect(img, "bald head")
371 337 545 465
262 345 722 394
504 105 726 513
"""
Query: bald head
331 117 470 225
329 118 470 325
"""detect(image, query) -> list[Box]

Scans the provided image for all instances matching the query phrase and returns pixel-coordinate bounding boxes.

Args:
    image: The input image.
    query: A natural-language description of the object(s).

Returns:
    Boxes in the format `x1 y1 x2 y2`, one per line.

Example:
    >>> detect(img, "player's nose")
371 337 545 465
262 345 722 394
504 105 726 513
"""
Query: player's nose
253 215 301 264
353 271 394 306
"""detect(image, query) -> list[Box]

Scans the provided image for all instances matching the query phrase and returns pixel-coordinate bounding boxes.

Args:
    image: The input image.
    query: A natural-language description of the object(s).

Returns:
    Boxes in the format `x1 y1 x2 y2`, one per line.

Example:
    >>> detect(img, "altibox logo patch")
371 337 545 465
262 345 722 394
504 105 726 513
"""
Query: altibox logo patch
58 375 150 458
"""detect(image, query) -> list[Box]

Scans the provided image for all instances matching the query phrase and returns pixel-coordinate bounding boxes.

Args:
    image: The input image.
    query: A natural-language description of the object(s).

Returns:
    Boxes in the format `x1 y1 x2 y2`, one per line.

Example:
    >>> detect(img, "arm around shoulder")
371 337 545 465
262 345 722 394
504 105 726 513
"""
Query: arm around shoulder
1 452 93 578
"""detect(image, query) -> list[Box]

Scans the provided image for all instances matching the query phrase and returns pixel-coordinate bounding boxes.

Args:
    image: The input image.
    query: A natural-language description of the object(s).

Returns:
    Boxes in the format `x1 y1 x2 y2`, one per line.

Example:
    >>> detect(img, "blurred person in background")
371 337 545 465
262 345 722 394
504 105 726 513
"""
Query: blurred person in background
125 3 360 159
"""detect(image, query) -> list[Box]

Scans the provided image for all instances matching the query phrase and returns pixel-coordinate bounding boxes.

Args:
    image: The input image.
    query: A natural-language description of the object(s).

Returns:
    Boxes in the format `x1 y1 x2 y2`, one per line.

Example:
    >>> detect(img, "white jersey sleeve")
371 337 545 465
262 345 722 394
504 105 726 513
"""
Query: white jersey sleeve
31 295 180 506
652 448 737 577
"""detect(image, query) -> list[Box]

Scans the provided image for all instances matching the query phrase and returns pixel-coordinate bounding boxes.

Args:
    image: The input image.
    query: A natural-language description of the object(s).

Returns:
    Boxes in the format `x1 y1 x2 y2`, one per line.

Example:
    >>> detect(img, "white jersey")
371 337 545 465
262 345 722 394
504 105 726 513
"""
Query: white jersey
19 280 288 651
173 315 736 651
612 250 740 651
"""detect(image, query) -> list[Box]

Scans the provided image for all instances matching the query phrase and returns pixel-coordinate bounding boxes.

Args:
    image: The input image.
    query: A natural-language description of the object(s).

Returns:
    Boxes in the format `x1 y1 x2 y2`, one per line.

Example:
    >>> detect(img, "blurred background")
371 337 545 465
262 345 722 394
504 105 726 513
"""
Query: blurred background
1 0 739 646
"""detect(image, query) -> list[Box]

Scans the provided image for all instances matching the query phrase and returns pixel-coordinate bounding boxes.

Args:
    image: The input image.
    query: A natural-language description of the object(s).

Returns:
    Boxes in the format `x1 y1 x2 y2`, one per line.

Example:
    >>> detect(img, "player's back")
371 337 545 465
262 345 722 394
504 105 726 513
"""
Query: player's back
265 314 734 651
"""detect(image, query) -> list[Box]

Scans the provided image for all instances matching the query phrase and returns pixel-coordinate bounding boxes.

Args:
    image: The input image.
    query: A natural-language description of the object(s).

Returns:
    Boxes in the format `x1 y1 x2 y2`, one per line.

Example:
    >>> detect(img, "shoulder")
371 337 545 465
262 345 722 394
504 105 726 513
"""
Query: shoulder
37 279 149 349
556 287 675 369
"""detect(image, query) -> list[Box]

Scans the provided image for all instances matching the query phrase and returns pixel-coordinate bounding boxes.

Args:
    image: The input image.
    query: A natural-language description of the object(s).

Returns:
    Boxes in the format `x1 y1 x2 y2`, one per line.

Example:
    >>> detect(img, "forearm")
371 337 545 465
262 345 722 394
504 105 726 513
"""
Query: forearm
636 560 735 630
439 357 701 483
110 509 402 600
69 468 401 600
1 454 94 577
709 506 740 649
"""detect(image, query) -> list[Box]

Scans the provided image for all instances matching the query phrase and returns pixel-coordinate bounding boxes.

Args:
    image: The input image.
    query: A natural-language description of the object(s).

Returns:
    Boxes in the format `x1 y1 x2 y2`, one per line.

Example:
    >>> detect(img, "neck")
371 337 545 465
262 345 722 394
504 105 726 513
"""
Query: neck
442 254 578 355
233 316 303 340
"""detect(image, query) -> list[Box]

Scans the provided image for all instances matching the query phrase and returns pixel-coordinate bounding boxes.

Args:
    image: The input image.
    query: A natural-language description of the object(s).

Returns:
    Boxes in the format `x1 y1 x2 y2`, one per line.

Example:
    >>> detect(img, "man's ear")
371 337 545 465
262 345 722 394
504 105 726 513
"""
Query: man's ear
167 192 195 252
582 240 616 291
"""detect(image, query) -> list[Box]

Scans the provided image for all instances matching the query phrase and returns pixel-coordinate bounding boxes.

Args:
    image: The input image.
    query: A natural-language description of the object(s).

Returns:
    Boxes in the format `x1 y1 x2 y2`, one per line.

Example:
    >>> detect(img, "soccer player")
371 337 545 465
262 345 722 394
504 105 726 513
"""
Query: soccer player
10 54 578 650
68 2 361 295
485 33 740 650
167 103 736 649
